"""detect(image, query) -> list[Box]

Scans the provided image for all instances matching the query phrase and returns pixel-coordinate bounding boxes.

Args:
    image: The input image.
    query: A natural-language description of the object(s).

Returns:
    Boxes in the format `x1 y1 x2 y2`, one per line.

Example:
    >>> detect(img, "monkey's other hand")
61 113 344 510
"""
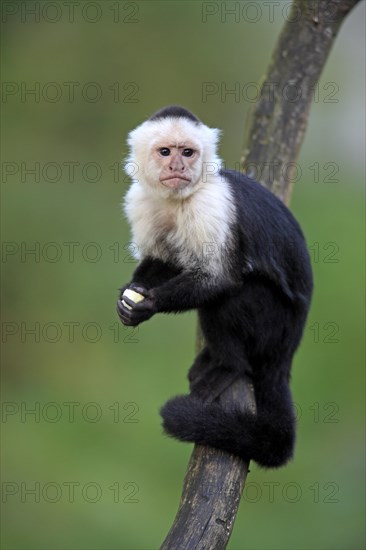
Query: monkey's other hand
116 285 156 326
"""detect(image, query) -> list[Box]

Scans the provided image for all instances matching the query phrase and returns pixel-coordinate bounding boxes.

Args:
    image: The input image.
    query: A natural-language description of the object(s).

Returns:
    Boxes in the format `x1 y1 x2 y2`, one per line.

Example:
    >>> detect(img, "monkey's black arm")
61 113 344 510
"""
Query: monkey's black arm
152 271 240 313
117 267 242 327
117 257 184 325
133 257 181 289
119 257 181 294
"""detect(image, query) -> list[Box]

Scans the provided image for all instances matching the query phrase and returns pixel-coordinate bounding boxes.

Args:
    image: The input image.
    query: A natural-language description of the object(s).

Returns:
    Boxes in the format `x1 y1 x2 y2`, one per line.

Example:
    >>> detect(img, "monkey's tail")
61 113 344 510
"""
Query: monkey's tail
160 394 295 468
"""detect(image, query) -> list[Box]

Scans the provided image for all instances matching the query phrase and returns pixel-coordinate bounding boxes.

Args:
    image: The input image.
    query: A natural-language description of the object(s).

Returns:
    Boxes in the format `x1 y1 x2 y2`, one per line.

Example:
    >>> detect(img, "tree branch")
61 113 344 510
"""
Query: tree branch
241 0 361 201
161 1 361 548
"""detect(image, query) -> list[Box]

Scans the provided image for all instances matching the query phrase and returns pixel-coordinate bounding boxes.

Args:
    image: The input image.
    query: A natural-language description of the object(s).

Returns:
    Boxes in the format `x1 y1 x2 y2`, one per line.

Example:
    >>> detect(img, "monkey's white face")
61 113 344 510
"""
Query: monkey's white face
126 117 221 199
150 140 202 191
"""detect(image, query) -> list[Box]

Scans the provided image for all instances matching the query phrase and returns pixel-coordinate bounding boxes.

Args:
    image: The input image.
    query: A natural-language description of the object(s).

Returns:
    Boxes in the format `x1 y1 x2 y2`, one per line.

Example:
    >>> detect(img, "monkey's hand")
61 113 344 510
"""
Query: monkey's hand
116 284 156 326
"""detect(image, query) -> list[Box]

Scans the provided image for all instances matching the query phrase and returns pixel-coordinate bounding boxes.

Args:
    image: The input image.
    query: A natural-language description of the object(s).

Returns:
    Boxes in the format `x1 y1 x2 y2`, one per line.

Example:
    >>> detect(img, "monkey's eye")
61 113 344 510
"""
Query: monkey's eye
159 148 171 156
182 148 194 157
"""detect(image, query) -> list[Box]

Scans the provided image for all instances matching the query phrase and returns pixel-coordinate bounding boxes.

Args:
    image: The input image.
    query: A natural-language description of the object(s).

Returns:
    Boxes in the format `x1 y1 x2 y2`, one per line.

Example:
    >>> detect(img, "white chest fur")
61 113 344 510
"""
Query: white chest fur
124 176 236 278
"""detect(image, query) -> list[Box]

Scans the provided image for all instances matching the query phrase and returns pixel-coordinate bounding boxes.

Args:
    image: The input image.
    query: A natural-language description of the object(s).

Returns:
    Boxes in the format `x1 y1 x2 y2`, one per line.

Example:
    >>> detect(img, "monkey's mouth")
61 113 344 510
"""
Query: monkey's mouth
160 175 191 189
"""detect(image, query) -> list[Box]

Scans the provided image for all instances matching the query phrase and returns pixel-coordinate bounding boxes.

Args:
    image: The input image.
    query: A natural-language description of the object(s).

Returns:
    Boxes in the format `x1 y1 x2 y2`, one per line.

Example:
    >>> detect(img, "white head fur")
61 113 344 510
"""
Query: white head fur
123 106 235 277
124 108 222 201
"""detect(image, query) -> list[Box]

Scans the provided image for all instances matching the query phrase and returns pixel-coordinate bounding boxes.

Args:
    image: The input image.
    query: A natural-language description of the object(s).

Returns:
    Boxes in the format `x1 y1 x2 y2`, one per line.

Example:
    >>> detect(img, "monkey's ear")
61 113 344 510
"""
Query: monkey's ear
209 127 221 146
123 121 154 176
200 126 222 157
126 122 149 152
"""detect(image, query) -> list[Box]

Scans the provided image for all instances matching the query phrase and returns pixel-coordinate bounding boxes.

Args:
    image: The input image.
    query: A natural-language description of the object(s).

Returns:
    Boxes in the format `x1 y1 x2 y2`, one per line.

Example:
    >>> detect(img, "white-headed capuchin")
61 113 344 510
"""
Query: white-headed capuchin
117 105 313 468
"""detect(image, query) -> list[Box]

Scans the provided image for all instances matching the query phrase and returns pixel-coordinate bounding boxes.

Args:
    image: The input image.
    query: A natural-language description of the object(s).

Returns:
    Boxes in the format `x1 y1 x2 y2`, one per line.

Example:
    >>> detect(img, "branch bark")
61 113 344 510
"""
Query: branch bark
241 0 362 202
161 1 361 548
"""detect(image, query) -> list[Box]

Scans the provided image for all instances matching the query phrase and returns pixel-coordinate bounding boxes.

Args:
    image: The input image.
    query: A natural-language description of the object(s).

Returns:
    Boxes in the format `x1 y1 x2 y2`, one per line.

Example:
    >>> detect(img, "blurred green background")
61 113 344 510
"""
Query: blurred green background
1 1 365 549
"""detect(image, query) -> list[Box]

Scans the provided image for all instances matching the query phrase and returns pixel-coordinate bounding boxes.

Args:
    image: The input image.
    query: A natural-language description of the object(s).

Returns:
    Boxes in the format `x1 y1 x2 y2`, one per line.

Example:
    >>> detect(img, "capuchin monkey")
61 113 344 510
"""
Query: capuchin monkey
117 105 313 468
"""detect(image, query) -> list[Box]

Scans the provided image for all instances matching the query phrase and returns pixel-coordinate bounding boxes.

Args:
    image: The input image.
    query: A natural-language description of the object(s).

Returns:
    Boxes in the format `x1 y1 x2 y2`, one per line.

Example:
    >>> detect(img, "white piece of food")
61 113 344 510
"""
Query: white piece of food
122 289 145 310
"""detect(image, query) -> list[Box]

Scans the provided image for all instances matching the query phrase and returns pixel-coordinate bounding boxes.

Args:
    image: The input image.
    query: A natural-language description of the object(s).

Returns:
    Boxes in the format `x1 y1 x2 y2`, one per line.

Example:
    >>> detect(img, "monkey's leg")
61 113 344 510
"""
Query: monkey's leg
187 346 244 402
161 278 299 467
186 343 247 406
187 347 212 386
248 371 296 467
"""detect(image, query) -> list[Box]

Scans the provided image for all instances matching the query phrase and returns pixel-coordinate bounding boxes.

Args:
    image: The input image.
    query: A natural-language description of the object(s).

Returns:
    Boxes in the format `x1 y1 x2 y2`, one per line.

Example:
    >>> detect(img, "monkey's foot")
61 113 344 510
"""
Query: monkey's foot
189 363 241 402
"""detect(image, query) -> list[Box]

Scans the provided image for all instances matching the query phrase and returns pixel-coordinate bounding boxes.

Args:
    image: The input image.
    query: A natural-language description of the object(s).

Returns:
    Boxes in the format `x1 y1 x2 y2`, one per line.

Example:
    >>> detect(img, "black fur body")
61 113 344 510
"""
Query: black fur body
117 106 313 468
